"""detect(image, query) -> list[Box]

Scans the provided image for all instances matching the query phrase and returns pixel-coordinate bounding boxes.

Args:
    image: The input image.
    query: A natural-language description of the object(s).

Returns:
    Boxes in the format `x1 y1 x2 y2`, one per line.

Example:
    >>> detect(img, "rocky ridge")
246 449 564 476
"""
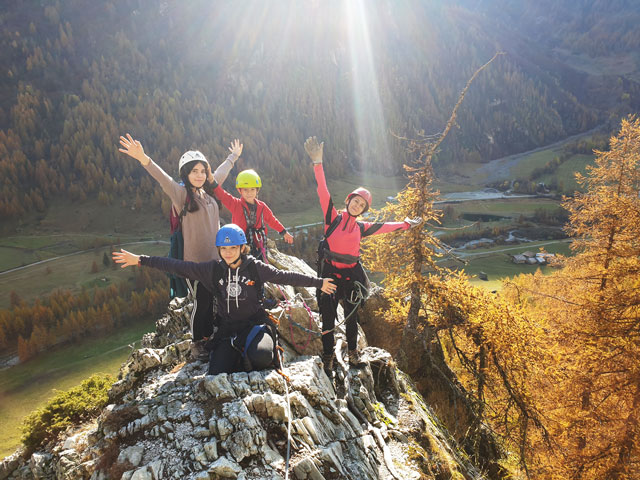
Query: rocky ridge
1 247 487 480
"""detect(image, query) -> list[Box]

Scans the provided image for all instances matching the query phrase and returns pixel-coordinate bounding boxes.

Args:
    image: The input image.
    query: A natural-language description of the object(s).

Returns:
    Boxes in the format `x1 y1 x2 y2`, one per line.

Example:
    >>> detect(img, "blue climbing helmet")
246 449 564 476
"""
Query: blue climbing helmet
216 224 247 246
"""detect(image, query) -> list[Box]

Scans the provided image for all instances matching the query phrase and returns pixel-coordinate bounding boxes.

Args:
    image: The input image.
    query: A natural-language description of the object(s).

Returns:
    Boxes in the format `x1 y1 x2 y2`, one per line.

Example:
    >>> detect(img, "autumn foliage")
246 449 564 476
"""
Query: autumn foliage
364 115 640 478
0 267 168 362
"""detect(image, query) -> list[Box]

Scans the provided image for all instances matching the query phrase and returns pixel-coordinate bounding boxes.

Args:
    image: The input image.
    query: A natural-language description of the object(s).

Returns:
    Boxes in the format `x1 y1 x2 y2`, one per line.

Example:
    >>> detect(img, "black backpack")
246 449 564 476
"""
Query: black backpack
168 202 189 298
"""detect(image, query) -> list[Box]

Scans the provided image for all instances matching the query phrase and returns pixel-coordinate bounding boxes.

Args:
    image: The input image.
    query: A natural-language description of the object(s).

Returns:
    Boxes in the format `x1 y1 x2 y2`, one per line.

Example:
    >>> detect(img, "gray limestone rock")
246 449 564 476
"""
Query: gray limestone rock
208 456 242 479
1 247 490 480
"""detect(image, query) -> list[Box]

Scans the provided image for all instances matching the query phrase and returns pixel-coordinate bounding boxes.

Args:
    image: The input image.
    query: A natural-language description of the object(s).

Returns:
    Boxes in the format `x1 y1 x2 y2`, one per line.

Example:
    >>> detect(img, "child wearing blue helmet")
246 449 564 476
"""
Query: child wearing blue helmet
118 134 243 361
113 224 336 374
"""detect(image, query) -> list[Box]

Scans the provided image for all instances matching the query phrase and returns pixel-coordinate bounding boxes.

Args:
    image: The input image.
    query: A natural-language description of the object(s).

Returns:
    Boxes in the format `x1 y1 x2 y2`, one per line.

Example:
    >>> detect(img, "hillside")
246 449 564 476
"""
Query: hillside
2 0 638 221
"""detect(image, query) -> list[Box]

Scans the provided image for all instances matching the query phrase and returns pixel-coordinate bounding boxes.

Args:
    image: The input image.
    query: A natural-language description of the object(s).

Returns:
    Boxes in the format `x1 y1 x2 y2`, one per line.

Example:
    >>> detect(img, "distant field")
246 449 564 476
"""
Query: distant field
539 154 594 194
452 239 572 290
0 318 156 460
554 48 640 78
0 242 169 309
0 234 149 272
509 148 560 179
448 197 562 217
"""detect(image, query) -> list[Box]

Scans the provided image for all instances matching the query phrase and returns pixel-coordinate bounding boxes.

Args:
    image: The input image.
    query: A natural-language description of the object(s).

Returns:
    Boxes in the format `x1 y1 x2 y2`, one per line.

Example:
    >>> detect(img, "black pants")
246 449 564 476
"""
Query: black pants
318 261 368 354
187 279 215 341
208 313 276 375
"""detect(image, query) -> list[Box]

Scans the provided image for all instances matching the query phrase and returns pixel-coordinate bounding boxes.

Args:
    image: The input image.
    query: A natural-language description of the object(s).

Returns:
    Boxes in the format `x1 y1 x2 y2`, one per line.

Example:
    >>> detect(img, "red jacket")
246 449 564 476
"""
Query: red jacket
213 185 286 237
314 164 408 269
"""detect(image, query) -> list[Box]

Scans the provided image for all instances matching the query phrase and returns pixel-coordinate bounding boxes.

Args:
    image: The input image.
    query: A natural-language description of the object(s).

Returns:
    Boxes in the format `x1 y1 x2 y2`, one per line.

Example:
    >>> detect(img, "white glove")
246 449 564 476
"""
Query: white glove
304 136 324 165
404 217 423 229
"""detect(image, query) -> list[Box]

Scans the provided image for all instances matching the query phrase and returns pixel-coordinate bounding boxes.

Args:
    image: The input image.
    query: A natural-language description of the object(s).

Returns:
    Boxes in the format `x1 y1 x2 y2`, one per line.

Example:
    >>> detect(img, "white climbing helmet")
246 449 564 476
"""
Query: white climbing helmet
178 150 209 172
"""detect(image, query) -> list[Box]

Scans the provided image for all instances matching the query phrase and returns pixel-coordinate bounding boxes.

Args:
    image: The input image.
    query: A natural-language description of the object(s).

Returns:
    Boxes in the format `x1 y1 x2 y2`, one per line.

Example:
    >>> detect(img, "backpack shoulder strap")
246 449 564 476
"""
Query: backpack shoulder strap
246 257 264 303
323 213 343 241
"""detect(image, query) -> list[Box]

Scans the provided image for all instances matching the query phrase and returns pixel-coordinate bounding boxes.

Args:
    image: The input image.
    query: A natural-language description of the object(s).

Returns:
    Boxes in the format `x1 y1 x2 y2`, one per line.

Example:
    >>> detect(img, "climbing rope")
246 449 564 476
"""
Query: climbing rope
319 279 368 335
275 285 318 352
283 369 292 480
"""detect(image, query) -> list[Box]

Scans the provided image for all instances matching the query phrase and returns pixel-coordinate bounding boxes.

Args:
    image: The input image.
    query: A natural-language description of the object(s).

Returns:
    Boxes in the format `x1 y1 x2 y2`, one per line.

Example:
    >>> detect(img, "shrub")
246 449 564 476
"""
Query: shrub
22 374 114 452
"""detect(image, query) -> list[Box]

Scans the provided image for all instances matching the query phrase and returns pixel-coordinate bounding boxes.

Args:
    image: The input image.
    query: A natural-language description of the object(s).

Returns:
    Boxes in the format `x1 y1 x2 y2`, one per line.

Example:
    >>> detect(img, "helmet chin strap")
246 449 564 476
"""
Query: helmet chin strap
227 255 242 268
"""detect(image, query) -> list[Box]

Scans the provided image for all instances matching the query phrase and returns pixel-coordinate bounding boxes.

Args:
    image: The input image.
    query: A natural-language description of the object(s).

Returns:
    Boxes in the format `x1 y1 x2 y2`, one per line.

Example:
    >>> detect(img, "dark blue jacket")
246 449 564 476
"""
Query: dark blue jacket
140 255 322 335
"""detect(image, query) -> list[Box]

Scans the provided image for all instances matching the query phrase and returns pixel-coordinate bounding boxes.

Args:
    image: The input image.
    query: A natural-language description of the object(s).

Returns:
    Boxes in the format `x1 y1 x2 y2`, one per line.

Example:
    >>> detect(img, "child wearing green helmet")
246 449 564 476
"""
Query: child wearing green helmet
211 168 294 262
113 224 336 375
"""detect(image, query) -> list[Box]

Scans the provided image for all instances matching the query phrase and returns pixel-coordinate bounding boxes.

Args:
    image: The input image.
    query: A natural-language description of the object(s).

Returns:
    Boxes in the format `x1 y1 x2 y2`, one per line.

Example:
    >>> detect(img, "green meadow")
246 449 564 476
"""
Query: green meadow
0 242 169 309
456 239 573 291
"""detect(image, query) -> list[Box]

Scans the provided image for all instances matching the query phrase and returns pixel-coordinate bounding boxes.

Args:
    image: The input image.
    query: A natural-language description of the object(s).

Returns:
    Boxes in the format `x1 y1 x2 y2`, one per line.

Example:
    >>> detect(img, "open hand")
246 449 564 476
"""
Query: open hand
404 217 423 229
283 232 294 244
229 139 243 157
304 136 324 164
119 134 150 166
112 249 140 268
320 278 337 294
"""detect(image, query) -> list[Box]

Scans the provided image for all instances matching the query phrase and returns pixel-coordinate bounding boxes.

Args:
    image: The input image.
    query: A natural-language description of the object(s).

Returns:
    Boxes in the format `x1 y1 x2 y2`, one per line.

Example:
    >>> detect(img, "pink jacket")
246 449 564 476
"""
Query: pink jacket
314 164 408 269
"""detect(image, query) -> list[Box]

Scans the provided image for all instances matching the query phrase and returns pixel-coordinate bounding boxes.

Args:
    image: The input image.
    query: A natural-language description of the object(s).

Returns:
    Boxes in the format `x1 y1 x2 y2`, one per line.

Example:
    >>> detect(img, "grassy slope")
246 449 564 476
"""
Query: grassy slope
0 243 169 309
0 318 156 459
539 154 594 194
455 240 573 291
448 197 562 216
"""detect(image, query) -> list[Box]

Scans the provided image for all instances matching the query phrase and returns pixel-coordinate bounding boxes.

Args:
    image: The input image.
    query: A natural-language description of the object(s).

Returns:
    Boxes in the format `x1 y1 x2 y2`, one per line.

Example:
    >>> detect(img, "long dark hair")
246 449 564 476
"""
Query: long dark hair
179 160 212 213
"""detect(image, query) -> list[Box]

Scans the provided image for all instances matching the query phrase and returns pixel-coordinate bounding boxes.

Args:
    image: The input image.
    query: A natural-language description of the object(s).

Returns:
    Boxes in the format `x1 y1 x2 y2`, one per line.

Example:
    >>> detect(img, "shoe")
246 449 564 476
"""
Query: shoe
321 352 335 378
190 339 209 362
348 349 363 367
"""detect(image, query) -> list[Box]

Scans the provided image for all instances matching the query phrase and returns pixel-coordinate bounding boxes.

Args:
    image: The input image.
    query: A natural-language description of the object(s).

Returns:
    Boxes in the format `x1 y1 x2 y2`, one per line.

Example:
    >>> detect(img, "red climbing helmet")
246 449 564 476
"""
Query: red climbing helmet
346 187 372 213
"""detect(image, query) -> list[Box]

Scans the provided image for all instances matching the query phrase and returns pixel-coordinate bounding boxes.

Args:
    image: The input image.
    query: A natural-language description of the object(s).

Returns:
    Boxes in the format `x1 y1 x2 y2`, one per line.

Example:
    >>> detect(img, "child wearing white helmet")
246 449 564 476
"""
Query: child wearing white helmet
118 134 243 360
113 224 336 375
211 168 294 263
304 136 423 376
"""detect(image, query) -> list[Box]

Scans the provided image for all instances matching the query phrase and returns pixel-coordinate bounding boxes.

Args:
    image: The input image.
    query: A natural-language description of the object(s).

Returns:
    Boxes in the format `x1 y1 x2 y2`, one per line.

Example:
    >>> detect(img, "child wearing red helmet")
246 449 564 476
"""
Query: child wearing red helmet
304 136 422 376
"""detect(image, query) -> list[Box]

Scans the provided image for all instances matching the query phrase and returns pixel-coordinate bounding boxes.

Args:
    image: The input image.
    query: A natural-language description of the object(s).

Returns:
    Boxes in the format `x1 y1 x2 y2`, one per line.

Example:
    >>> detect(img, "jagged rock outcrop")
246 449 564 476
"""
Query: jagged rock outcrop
1 246 488 480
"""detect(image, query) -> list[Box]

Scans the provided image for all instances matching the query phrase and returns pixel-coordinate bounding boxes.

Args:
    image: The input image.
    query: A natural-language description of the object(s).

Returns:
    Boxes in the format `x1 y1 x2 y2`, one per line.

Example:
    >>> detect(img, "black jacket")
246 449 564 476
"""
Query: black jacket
141 255 323 335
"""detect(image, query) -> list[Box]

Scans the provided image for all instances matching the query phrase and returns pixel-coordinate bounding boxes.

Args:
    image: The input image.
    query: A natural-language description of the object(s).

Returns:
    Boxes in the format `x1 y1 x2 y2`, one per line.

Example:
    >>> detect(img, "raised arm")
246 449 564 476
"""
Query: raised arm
254 260 336 294
304 136 337 226
119 134 150 166
209 139 243 185
212 182 241 211
360 217 423 237
118 133 186 207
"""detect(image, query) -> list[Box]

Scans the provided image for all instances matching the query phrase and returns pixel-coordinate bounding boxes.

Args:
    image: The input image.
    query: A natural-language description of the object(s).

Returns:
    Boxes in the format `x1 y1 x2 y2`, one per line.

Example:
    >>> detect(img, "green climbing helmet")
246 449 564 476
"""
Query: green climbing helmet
236 169 262 189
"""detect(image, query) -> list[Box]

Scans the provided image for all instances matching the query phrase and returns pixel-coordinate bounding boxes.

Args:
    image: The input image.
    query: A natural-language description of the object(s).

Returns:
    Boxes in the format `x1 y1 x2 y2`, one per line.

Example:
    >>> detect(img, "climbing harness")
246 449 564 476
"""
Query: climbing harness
319 279 369 335
272 278 369 342
243 203 268 260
